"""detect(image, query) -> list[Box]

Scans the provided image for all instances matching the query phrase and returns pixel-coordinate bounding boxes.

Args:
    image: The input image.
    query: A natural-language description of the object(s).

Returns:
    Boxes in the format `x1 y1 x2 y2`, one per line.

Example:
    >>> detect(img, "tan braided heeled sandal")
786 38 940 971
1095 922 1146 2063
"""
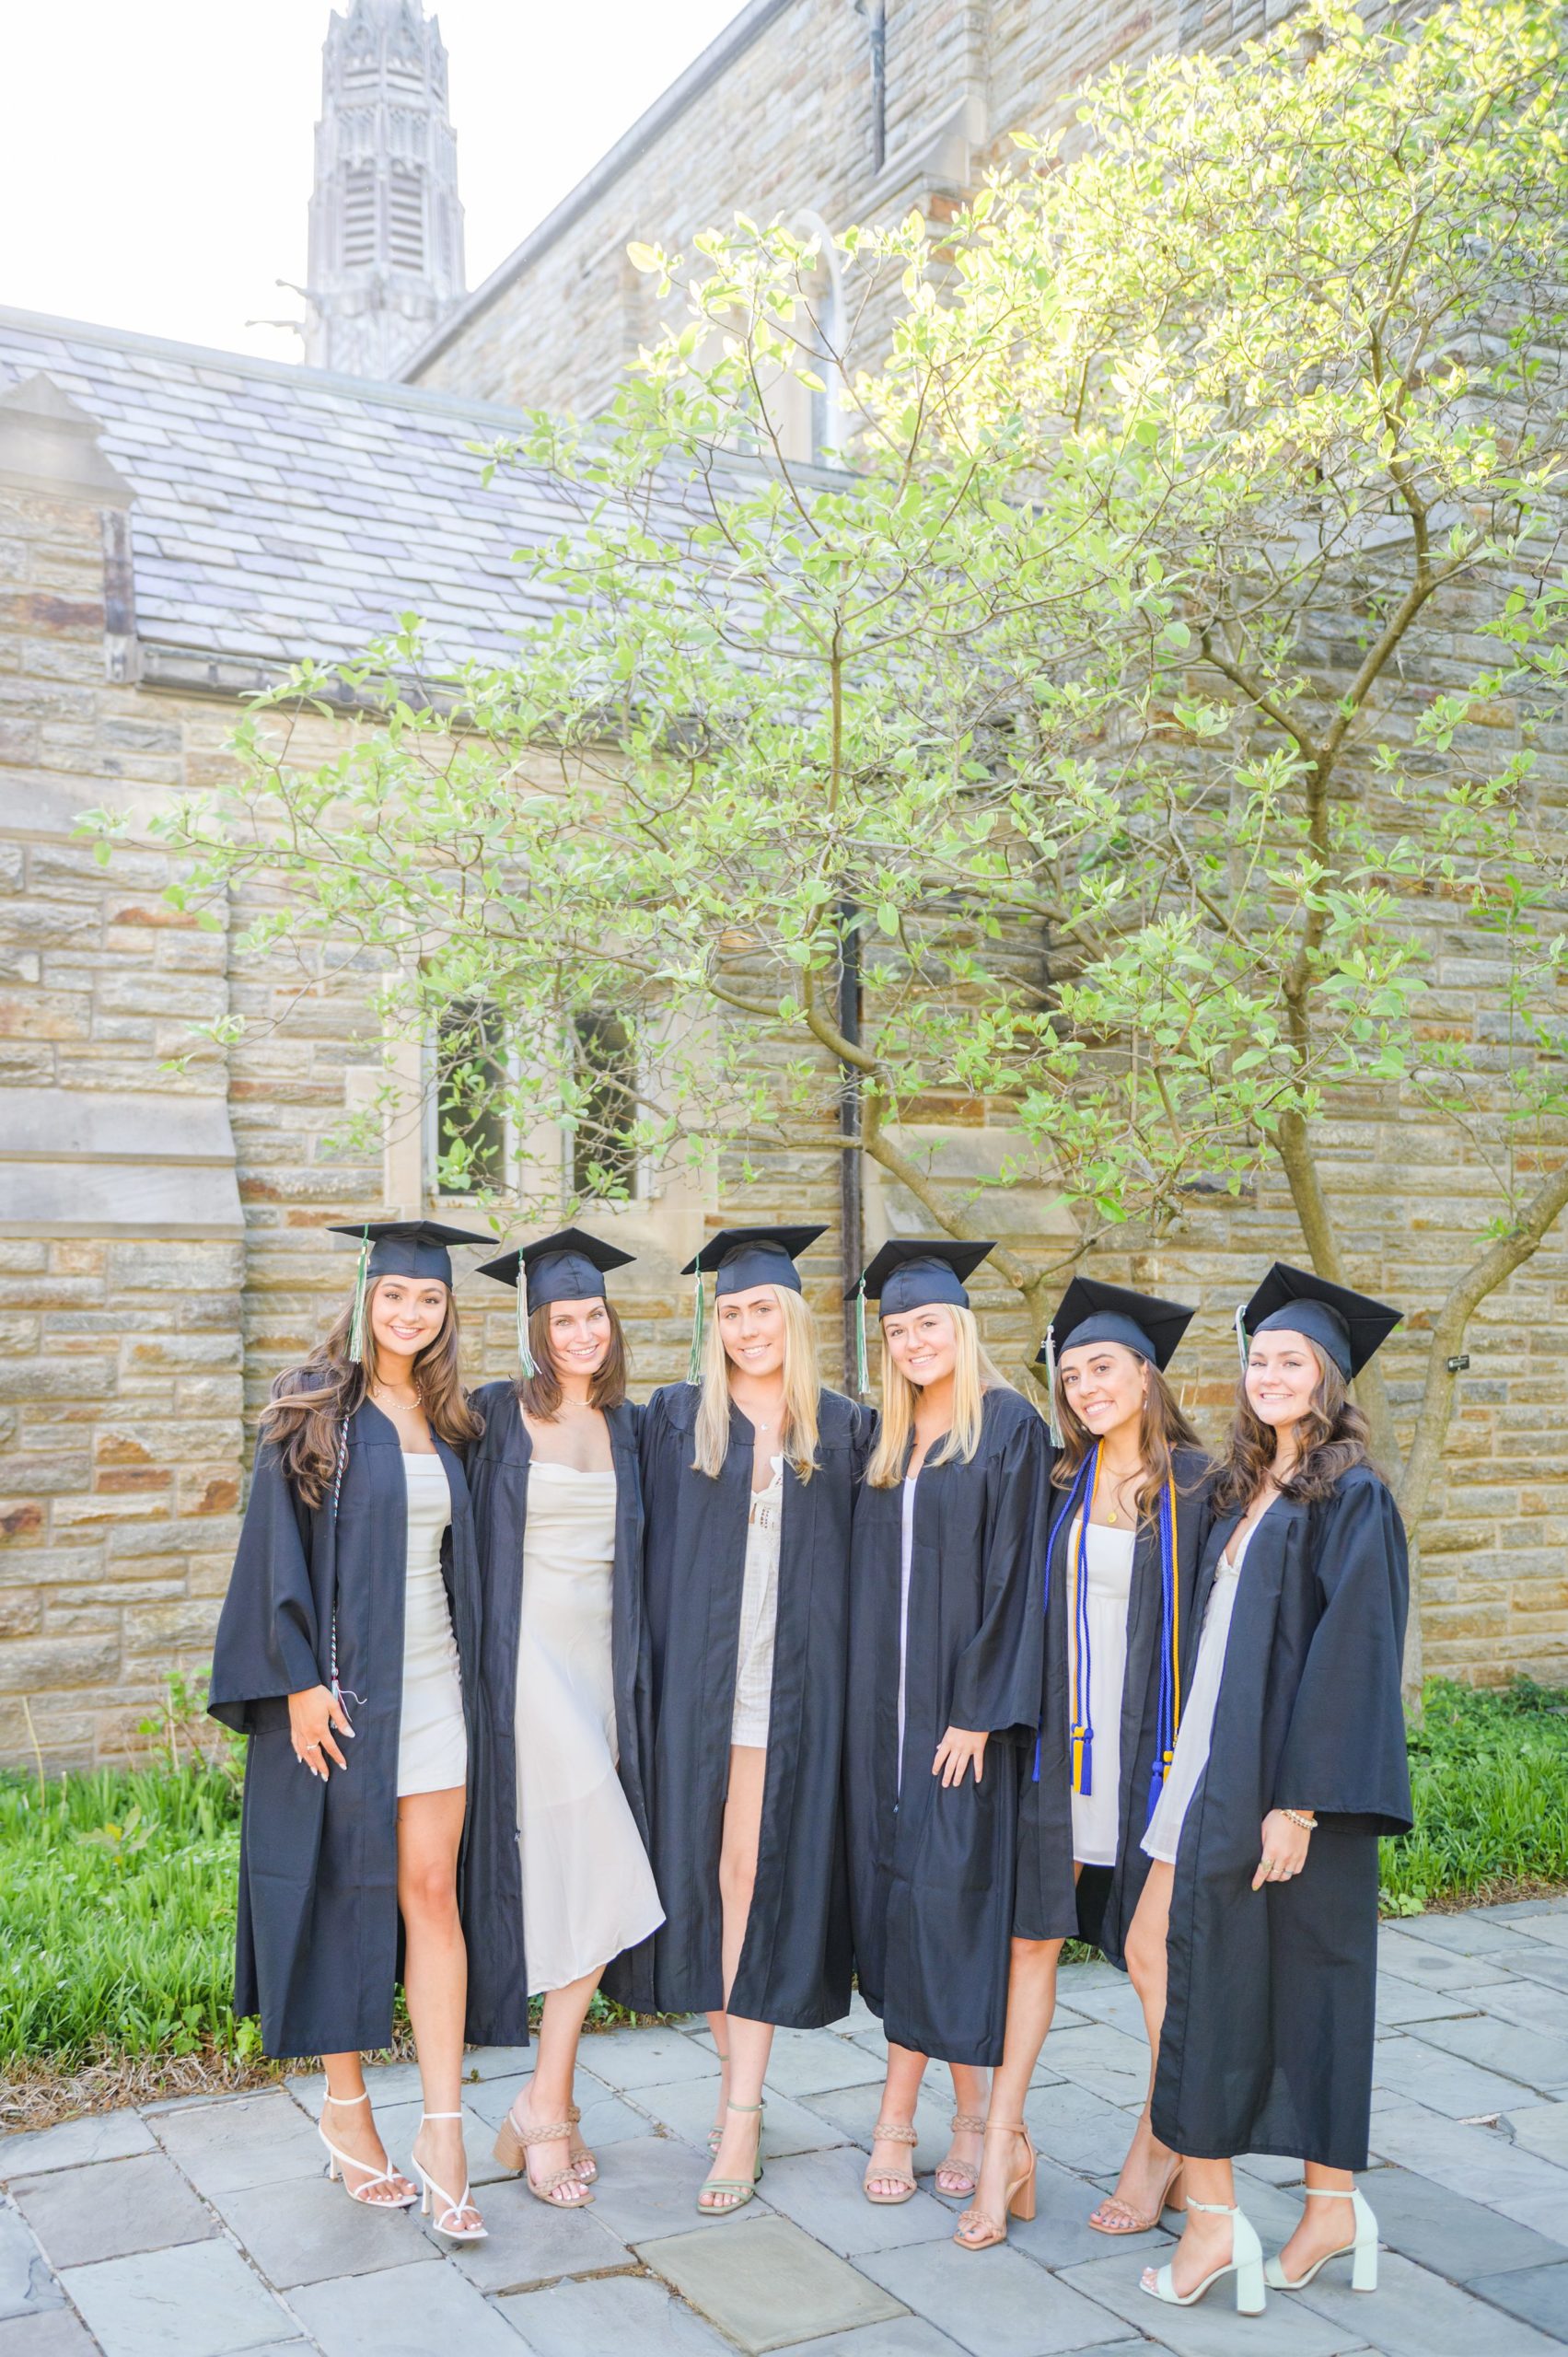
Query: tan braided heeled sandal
566 2100 597 2184
954 2123 1037 2251
493 2100 594 2208
864 2119 920 2205
936 2111 990 2199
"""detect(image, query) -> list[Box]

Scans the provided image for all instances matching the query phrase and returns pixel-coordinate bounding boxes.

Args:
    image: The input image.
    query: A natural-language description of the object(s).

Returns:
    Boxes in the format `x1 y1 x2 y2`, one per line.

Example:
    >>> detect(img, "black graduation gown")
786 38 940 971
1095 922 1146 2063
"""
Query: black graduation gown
633 1381 869 2027
845 1386 1051 2068
460 1383 656 2033
1152 1466 1412 2170
208 1400 504 2060
1017 1446 1214 1966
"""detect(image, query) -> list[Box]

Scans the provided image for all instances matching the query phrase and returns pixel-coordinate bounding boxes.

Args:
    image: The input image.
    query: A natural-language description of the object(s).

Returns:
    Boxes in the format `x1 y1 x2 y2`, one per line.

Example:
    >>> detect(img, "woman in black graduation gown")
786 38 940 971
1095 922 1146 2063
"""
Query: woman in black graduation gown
209 1219 506 2244
1131 1263 1411 2318
958 1276 1212 2250
464 1230 663 2210
844 1240 1050 2215
638 1225 869 2217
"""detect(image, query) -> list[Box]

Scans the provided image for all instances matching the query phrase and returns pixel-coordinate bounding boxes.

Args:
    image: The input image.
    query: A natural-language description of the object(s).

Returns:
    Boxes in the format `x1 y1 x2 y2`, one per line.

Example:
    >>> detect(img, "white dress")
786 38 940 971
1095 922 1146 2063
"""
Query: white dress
1065 1515 1136 1868
731 1457 784 1746
515 1461 665 1995
896 1472 918 1793
1141 1512 1260 1864
396 1451 467 1798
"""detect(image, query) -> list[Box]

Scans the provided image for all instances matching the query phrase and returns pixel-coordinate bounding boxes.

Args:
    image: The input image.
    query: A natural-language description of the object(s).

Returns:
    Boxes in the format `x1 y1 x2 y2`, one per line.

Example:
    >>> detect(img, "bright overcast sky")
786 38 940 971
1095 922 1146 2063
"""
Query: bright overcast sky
3 0 746 363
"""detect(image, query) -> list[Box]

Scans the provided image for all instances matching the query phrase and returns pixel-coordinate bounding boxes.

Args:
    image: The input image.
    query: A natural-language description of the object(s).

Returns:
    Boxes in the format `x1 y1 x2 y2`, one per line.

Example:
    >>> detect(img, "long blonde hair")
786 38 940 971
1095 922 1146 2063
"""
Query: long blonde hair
691 1283 821 1482
866 1303 1011 1488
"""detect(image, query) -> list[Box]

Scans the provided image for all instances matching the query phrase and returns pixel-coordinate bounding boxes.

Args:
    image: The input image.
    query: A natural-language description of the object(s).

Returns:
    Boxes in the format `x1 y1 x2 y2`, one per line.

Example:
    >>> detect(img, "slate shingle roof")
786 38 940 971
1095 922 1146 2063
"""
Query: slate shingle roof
0 306 565 673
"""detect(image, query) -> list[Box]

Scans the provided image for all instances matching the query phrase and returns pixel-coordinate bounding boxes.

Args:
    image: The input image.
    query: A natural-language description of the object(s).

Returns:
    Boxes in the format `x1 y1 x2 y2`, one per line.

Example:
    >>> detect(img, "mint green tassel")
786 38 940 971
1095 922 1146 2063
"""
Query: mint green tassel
1043 1323 1063 1446
686 1271 706 1385
517 1281 537 1378
1234 1303 1249 1372
854 1277 869 1397
346 1229 371 1364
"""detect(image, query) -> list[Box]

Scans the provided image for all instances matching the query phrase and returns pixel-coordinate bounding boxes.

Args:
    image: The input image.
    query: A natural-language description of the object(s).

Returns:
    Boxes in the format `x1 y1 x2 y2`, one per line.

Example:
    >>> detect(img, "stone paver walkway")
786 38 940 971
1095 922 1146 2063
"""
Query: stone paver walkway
6 1898 1568 2355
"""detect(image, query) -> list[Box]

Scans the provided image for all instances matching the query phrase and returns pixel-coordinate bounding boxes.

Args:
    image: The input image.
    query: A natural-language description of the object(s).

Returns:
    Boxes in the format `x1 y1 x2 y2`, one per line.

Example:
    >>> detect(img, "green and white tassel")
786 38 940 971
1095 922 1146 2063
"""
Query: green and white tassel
346 1228 372 1364
854 1276 869 1398
1042 1322 1063 1446
686 1270 706 1386
1233 1303 1249 1372
517 1279 538 1378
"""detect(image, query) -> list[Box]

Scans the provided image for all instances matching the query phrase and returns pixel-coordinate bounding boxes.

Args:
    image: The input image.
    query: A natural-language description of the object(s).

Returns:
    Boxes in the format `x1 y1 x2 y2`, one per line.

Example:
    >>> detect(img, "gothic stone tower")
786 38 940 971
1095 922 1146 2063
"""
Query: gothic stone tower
305 0 466 377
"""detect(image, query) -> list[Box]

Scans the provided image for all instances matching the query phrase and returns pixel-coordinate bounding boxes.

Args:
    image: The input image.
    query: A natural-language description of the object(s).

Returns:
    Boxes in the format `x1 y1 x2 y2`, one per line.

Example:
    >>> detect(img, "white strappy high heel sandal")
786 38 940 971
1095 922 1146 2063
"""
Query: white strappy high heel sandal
1140 2196 1266 2315
411 2110 487 2243
1264 2184 1378 2292
318 2089 416 2209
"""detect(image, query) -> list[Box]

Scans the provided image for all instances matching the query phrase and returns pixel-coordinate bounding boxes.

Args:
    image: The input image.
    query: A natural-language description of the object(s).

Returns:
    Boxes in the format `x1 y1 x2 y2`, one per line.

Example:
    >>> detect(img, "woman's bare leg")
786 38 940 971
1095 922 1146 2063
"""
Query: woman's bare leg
866 2043 930 2199
1275 2162 1357 2280
1143 2156 1236 2298
1092 1861 1182 2230
703 1746 772 2211
935 2061 993 2196
319 2049 414 2204
399 1786 481 2233
958 1935 1063 2236
505 1967 600 2204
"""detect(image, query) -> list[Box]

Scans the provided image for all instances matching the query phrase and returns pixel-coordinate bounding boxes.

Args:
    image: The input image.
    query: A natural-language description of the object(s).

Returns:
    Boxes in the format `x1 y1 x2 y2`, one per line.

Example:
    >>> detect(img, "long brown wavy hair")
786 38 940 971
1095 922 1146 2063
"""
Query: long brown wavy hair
259 1280 481 1507
1211 1343 1377 1513
516 1297 629 1419
1051 1357 1206 1521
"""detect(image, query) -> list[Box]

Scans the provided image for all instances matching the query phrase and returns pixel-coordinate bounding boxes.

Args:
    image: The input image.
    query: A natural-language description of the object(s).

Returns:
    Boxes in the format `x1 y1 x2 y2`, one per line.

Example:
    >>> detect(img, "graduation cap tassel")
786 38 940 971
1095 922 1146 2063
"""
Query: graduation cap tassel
346 1229 372 1365
1043 1323 1063 1447
1233 1301 1249 1373
686 1271 706 1386
516 1282 537 1379
854 1276 869 1398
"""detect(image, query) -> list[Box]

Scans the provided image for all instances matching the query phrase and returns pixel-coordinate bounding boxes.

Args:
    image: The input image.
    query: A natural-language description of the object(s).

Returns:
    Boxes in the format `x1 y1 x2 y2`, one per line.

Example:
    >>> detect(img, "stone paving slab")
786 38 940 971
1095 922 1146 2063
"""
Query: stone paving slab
1294 2247 1562 2354
795 2082 979 2183
12 2157 215 2271
291 2256 521 2356
641 2212 907 2352
767 2318 965 2355
664 2073 851 2158
1469 2259 1568 2337
1034 2026 1152 2111
1020 2080 1139 2180
496 2270 732 2354
461 2064 647 2155
1415 2014 1568 2096
1374 1973 1485 2026
1370 2104 1568 2239
208 2173 434 2288
574 2131 732 2245
0 2119 155 2184
568 2027 720 2092
1360 2161 1568 2282
437 2174 633 2295
0 2207 61 2328
752 2145 958 2257
855 2238 1131 2356
0 2314 101 2356
148 2094 323 2198
686 2025 888 2100
1508 2103 1568 2170
1010 2154 1176 2272
1056 2248 1368 2354
1370 2031 1550 2119
61 2238 294 2357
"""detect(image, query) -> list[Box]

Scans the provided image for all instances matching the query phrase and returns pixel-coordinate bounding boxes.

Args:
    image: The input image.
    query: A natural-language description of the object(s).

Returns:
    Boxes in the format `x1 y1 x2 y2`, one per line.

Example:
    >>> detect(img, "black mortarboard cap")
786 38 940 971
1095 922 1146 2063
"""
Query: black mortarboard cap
1239 1260 1401 1379
854 1237 996 1318
478 1227 635 1312
682 1225 825 1297
327 1218 493 1364
1039 1276 1195 1375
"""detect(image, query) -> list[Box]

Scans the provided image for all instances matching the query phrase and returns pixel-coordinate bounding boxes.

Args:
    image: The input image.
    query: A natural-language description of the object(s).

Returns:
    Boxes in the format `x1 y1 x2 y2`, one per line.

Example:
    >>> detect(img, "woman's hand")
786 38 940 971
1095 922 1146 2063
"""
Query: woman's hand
933 1726 988 1787
1252 1807 1312 1890
288 1684 354 1780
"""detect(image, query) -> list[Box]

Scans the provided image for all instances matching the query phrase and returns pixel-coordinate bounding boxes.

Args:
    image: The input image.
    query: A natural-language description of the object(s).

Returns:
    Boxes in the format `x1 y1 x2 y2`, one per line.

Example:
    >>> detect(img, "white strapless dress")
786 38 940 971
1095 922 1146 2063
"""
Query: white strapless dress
515 1461 665 1995
396 1451 467 1798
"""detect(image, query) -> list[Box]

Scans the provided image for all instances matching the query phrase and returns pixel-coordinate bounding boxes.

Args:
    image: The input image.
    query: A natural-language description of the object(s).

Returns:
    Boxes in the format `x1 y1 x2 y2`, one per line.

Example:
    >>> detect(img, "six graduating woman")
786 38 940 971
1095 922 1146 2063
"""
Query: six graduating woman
214 1216 1411 2319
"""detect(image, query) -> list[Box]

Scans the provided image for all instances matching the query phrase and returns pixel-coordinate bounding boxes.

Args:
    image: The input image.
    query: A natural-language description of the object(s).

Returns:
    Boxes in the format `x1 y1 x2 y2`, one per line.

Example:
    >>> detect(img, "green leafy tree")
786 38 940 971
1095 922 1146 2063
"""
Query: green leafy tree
123 0 1567 1685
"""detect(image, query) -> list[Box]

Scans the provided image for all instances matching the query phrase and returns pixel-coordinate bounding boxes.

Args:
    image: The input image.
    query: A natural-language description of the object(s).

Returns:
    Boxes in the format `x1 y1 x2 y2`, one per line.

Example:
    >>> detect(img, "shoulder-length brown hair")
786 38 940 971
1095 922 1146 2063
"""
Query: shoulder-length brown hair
516 1297 629 1420
1050 1357 1206 1521
1211 1343 1377 1514
258 1280 480 1507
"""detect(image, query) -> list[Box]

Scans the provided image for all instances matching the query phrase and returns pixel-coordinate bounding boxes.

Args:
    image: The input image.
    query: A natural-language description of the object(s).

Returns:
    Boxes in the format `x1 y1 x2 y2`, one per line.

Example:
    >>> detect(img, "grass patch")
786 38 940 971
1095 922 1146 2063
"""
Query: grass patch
3 1676 1563 2118
1380 1676 1568 1912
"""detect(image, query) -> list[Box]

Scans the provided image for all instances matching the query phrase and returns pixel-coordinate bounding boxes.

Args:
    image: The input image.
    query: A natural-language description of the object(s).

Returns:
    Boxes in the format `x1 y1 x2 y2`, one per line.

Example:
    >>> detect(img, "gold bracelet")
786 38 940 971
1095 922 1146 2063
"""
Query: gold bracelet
1281 1807 1317 1830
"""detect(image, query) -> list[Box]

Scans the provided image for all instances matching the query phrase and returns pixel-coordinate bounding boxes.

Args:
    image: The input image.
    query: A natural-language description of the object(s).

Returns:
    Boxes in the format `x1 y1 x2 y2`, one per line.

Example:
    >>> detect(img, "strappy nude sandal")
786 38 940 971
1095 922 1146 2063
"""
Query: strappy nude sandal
566 2100 597 2184
493 2099 594 2208
954 2123 1037 2251
936 2111 989 2199
697 2100 764 2216
864 2119 920 2205
1090 2154 1185 2235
